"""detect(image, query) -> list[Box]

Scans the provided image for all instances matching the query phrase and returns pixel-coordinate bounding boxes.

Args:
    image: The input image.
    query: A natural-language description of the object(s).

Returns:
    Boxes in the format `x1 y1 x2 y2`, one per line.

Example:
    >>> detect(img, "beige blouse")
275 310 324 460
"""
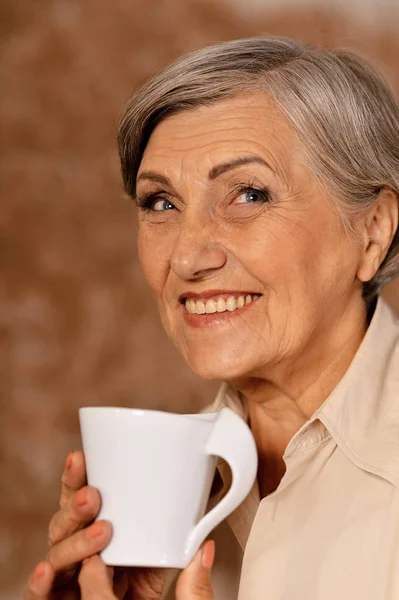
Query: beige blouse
164 297 399 600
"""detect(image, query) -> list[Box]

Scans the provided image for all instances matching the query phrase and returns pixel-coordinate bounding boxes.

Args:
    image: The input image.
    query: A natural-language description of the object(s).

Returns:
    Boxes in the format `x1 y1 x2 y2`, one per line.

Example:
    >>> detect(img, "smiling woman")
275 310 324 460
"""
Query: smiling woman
131 91 395 392
24 37 399 600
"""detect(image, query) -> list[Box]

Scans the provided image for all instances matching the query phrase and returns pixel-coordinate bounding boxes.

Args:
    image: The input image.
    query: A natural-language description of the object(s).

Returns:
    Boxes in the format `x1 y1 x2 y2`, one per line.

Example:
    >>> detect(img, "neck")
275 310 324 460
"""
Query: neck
230 295 369 498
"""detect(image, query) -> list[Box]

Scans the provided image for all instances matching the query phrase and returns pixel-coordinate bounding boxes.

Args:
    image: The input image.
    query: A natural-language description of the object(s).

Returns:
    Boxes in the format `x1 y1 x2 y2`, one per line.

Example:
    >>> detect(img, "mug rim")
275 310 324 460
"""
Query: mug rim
79 406 220 422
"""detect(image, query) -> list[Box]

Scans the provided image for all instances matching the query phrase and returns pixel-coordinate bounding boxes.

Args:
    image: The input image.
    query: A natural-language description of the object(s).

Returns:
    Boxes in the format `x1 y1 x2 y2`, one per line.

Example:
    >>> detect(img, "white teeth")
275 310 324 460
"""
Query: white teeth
185 294 259 315
196 300 206 314
186 299 196 314
237 295 245 308
205 299 217 313
226 296 237 311
217 298 226 312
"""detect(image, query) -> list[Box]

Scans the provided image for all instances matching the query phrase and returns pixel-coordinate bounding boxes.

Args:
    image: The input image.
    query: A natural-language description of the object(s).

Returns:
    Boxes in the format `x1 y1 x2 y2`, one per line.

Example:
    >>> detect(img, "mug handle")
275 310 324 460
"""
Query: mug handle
184 407 258 564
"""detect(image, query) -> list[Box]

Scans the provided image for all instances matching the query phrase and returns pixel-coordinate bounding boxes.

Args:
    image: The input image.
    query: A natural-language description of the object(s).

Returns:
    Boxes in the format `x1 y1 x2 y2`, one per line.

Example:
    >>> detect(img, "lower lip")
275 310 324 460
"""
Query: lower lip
181 297 261 329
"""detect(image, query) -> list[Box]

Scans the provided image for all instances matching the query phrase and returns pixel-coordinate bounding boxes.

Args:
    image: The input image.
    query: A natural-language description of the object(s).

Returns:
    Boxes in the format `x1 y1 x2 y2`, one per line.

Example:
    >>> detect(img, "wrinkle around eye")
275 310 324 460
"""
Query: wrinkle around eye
214 211 266 231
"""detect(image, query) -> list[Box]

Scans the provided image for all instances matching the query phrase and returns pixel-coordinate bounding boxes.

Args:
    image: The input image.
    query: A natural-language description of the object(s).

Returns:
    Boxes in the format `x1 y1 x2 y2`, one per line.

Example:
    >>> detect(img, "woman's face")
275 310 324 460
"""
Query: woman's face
135 95 363 382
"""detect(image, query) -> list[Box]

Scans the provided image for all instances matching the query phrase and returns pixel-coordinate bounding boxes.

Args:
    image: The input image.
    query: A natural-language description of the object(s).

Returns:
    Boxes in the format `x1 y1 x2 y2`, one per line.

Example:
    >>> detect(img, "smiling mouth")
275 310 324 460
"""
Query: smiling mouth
184 293 262 315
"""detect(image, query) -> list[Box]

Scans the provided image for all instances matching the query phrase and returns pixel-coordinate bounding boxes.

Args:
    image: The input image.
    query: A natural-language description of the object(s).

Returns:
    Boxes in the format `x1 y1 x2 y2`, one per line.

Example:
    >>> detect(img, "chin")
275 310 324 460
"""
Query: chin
185 349 255 382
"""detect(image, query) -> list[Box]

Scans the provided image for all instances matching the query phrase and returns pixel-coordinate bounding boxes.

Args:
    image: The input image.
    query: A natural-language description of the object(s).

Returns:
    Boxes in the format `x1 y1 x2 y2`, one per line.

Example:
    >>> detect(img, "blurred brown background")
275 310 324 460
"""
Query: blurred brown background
1 0 398 597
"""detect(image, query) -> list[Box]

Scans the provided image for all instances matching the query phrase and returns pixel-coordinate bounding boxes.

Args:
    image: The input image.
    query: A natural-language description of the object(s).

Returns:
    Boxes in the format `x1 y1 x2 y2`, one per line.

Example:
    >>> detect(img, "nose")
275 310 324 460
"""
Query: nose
170 216 227 281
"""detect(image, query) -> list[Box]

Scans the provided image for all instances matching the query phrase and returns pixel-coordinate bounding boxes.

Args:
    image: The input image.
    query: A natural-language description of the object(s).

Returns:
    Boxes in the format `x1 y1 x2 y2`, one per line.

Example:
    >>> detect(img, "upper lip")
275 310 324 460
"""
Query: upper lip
178 290 261 303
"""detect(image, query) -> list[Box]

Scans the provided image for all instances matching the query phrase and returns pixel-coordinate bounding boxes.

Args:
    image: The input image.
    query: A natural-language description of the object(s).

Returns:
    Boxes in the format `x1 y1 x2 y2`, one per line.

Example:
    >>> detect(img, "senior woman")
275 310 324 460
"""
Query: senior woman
24 36 399 600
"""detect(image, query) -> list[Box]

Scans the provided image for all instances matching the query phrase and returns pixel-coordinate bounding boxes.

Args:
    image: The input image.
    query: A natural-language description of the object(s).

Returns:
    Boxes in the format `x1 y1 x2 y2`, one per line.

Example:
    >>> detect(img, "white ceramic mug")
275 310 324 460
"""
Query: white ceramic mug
79 406 257 568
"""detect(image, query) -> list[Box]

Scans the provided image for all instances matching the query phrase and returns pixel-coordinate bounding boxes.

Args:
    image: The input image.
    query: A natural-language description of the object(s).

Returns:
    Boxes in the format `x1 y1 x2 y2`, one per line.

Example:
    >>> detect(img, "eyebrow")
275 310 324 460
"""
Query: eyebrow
136 156 274 188
208 156 274 180
136 171 171 187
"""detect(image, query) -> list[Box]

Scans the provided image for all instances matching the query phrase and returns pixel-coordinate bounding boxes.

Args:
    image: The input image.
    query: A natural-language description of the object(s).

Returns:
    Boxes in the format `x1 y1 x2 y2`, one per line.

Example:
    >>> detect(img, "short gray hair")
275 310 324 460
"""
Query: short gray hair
118 36 399 304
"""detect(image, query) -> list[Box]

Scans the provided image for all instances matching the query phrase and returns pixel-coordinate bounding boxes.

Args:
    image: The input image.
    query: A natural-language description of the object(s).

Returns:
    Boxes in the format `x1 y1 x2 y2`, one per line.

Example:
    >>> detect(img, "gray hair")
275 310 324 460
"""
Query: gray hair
117 36 399 304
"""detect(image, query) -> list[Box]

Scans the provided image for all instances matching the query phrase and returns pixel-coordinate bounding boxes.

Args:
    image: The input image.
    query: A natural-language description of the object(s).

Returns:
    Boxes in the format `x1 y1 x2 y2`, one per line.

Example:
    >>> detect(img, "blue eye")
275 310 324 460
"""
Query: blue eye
236 187 270 204
153 199 175 211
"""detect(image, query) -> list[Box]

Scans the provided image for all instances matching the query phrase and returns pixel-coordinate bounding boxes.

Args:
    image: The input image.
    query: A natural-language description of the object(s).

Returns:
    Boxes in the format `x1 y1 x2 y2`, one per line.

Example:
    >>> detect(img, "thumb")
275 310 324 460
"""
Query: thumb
176 540 215 600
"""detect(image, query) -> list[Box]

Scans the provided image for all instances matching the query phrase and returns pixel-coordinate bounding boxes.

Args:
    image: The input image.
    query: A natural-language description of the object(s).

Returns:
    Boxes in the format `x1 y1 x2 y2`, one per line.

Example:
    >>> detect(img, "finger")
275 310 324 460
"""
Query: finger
175 540 215 600
46 520 112 573
48 485 101 548
60 451 87 510
78 555 116 600
23 561 55 600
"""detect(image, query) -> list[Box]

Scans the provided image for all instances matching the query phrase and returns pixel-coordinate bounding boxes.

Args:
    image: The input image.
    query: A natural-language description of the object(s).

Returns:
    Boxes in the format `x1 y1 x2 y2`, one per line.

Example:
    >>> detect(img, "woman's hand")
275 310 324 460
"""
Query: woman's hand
23 450 167 599
24 540 215 600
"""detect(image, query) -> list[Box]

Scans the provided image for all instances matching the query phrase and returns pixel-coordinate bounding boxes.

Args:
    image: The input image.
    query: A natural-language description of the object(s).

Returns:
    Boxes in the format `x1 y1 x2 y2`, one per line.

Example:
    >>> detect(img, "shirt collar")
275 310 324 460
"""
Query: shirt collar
206 296 399 547
311 297 399 487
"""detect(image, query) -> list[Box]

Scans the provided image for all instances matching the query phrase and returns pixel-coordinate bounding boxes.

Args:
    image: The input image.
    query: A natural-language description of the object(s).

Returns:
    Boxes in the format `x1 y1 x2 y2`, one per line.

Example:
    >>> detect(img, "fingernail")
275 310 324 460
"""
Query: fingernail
34 562 46 579
76 488 88 507
201 540 215 571
65 452 73 471
87 521 104 538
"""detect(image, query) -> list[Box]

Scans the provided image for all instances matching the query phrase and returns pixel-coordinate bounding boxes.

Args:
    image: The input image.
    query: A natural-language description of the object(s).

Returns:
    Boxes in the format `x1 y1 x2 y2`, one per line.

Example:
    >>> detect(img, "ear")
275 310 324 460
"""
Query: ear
356 188 399 283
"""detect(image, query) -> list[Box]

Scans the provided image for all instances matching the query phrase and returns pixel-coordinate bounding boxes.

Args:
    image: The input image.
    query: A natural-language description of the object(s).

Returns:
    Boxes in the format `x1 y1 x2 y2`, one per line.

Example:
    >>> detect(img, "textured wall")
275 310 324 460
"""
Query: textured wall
1 2 398 597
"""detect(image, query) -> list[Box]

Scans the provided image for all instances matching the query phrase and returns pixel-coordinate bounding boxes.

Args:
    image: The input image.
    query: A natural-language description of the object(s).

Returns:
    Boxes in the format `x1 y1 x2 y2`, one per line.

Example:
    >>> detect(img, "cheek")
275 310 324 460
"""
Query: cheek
137 228 166 296
238 213 353 296
284 220 358 299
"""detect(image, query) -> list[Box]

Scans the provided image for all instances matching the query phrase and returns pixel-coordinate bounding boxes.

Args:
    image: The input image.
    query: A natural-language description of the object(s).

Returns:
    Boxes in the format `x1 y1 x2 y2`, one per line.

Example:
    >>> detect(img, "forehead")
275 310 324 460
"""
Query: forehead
139 94 299 179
